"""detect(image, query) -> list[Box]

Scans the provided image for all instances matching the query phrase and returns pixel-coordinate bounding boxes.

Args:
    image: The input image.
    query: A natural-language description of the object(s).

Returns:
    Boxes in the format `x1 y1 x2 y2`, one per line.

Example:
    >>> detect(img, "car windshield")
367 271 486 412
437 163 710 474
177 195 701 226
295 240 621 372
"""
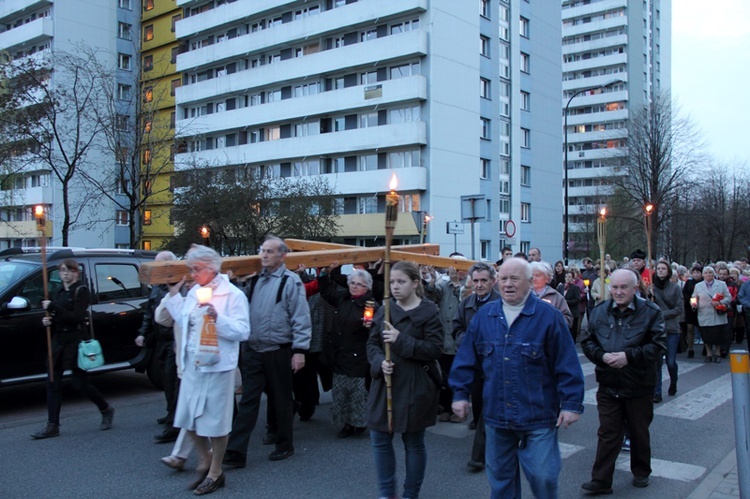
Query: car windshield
0 261 37 296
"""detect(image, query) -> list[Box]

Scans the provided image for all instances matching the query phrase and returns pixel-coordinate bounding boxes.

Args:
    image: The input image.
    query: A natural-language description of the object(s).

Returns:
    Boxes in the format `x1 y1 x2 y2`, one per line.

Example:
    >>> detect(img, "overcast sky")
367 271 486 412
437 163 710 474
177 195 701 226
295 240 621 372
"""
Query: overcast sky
671 0 750 166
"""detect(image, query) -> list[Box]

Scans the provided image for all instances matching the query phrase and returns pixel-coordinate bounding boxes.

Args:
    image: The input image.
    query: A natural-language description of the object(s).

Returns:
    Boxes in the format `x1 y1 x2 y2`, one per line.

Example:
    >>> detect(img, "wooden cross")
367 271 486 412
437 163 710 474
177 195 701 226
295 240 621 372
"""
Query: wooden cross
138 239 476 285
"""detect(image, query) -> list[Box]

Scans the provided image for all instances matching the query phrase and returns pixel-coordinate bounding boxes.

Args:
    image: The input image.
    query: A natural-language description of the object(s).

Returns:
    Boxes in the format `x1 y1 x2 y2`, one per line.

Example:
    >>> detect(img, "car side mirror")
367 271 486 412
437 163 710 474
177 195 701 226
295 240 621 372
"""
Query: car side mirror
5 296 30 310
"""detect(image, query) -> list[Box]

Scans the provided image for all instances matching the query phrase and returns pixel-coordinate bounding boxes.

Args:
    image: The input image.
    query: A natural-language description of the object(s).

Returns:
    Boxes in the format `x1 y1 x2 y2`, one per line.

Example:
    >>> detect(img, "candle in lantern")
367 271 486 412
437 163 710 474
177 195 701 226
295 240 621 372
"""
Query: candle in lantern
583 279 590 288
690 297 698 309
196 286 213 305
363 300 375 328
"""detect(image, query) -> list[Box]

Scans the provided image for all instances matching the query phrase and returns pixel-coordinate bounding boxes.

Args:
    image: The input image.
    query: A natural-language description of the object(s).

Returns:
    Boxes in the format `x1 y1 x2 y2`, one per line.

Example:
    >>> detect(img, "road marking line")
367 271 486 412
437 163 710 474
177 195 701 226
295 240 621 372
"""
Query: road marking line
616 455 706 482
655 373 733 419
584 362 707 406
559 442 585 459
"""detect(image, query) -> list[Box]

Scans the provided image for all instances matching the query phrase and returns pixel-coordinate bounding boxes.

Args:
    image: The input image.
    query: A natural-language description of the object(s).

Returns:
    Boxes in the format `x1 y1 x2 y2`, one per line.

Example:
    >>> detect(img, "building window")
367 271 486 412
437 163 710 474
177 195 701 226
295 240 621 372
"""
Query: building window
480 158 489 179
521 128 530 148
118 22 132 40
171 47 179 64
521 52 530 73
480 78 490 99
143 0 154 11
171 79 181 96
500 159 510 175
143 210 152 226
116 114 129 131
119 0 132 9
481 118 490 139
480 240 490 260
143 55 153 72
485 200 491 221
143 117 152 133
521 91 530 111
520 241 530 254
117 84 131 100
500 180 510 195
143 25 154 42
116 210 129 226
480 0 490 18
521 165 531 186
170 112 176 129
117 53 131 71
520 17 530 38
499 198 510 214
480 36 490 57
143 86 153 103
172 14 181 32
142 240 151 250
521 203 530 223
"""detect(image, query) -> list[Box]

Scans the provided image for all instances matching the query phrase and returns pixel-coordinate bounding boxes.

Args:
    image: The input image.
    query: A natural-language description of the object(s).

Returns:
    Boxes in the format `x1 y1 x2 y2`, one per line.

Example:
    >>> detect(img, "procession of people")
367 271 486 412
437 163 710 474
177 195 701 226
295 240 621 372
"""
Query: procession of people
31 236 750 497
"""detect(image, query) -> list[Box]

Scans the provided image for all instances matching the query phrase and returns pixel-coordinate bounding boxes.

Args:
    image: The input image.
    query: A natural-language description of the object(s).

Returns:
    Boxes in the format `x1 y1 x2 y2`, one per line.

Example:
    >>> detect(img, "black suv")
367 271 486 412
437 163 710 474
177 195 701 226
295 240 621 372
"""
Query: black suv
0 247 161 387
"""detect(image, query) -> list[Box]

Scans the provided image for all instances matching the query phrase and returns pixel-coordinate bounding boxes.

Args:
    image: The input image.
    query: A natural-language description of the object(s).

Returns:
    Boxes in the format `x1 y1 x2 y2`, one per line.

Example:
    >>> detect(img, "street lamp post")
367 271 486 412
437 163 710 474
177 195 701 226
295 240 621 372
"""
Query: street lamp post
597 207 608 302
563 79 624 265
200 226 210 247
643 203 654 292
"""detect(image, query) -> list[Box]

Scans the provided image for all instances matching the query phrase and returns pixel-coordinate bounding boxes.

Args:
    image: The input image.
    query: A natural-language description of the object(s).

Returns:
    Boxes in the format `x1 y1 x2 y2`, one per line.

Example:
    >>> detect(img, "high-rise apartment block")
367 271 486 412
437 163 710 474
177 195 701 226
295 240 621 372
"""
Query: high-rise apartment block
561 0 670 257
0 1 141 248
174 0 563 261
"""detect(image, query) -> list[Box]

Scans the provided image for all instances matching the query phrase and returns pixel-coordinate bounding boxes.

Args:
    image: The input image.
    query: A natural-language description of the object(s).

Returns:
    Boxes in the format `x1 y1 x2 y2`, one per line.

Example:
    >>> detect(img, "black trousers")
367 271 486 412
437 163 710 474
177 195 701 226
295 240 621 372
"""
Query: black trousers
293 351 322 411
438 354 455 412
162 342 180 425
47 333 108 425
228 345 294 455
591 391 654 485
470 375 485 464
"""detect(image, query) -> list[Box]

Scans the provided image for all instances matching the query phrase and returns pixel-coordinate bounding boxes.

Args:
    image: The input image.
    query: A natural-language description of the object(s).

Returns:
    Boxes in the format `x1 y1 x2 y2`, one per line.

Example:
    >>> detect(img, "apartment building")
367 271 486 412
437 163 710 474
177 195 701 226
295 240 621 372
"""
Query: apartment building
562 0 671 258
140 0 182 251
0 0 140 248
173 0 562 260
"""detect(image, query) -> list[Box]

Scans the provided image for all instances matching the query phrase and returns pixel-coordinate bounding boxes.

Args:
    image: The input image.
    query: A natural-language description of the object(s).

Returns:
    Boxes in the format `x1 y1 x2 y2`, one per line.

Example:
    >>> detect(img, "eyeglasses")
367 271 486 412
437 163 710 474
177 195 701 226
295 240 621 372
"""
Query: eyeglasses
349 282 367 288
189 265 209 274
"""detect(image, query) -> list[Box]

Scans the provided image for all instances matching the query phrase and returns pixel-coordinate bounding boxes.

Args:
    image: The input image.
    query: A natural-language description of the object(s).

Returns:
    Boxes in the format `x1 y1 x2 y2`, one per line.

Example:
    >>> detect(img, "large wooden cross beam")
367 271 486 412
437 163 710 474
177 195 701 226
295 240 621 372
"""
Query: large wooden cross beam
138 240 477 285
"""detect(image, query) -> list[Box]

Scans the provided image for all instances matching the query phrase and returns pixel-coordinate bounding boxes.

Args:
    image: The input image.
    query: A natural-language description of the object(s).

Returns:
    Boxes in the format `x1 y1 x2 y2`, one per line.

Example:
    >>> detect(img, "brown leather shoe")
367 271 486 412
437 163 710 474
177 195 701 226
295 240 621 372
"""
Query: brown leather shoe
187 470 209 490
194 473 225 495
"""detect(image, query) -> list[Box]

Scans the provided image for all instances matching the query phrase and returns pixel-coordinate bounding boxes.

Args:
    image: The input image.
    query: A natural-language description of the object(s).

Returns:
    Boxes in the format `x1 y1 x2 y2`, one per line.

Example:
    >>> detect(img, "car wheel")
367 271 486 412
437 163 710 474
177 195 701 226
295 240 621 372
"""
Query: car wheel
146 351 165 390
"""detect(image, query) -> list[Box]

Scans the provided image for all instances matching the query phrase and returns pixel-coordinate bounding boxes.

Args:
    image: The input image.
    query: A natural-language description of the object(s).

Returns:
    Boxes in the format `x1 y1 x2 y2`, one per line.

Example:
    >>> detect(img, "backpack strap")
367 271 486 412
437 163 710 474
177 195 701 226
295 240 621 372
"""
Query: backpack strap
245 274 290 305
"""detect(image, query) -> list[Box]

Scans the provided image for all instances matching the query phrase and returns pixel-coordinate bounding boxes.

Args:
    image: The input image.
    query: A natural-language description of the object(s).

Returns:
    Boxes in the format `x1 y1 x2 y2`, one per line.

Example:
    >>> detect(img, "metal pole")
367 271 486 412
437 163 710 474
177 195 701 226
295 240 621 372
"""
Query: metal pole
730 349 750 498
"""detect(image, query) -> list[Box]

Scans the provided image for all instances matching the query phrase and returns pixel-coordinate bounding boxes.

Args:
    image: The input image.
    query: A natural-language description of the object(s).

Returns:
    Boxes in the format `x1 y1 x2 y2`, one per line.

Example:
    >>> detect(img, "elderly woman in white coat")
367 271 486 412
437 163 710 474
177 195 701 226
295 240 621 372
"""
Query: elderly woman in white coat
164 245 250 495
692 266 731 364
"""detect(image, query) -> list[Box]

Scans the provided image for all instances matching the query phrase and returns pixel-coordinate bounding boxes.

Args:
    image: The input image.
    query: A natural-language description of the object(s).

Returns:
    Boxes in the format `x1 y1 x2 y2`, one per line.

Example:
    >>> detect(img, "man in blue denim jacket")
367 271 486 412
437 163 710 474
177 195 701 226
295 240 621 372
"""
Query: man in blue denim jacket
450 258 585 498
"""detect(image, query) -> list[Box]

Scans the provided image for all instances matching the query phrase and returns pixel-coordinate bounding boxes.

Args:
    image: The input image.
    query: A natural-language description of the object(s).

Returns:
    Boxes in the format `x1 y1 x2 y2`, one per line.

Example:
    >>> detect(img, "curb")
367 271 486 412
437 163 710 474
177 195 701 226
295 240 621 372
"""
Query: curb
687 449 737 499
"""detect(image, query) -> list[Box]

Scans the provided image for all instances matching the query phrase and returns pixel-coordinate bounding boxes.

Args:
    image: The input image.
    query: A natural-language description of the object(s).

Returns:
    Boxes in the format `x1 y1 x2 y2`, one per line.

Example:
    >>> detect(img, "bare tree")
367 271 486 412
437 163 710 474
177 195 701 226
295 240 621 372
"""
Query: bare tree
0 49 110 245
81 46 185 248
611 91 705 258
166 165 340 256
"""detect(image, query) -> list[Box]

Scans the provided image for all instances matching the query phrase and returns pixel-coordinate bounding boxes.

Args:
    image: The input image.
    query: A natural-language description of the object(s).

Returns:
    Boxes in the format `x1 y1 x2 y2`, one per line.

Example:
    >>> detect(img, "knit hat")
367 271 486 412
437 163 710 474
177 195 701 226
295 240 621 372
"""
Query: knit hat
630 249 647 260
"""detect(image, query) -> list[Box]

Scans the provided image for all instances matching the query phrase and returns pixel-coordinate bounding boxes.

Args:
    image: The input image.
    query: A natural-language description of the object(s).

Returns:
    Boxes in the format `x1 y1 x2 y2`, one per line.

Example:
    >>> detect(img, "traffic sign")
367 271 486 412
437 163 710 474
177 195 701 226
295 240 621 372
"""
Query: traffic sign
446 222 464 235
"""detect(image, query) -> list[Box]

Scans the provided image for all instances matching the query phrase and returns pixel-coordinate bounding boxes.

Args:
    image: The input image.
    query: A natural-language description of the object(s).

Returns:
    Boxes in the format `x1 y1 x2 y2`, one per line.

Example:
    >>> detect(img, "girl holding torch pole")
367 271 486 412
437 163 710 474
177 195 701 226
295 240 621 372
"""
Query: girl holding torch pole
366 260 443 499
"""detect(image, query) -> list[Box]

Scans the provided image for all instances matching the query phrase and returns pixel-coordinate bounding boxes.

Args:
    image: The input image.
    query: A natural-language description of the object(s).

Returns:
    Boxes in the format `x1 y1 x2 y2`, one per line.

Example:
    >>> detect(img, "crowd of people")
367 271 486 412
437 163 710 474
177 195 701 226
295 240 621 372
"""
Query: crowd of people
32 238 750 497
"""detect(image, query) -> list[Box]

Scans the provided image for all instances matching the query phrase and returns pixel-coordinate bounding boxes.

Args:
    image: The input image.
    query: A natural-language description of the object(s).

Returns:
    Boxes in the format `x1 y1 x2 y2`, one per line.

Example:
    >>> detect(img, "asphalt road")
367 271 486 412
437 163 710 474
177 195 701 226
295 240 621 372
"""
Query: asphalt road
0 345 739 498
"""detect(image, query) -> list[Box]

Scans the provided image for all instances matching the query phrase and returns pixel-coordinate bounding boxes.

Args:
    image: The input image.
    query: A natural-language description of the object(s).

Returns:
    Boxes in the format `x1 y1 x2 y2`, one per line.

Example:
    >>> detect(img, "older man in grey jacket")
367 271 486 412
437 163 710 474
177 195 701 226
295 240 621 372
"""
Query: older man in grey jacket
224 236 312 468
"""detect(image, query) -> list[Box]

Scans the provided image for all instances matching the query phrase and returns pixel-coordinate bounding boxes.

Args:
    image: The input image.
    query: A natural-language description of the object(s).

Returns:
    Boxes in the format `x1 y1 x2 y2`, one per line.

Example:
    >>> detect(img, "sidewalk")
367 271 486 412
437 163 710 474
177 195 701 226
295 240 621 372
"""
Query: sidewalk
688 449 741 499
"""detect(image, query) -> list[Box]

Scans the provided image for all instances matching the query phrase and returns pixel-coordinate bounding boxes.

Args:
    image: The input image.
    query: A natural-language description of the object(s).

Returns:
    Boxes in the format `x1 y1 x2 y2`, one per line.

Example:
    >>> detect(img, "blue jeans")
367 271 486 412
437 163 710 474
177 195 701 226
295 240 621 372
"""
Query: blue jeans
655 332 680 396
485 426 560 499
370 429 426 499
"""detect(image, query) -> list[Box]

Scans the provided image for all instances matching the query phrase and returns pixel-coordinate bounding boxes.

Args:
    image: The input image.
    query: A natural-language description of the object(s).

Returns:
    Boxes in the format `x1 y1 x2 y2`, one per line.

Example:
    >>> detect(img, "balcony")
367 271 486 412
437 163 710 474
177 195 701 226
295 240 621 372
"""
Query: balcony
177 0 426 68
563 16 628 39
177 0 295 36
563 0 628 21
567 108 629 127
562 34 627 56
0 16 52 52
0 0 50 22
0 220 52 239
324 165 427 196
176 29 428 104
563 75 628 93
565 52 627 73
176 75 427 137
566 129 627 145
337 213 420 238
175 121 427 168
